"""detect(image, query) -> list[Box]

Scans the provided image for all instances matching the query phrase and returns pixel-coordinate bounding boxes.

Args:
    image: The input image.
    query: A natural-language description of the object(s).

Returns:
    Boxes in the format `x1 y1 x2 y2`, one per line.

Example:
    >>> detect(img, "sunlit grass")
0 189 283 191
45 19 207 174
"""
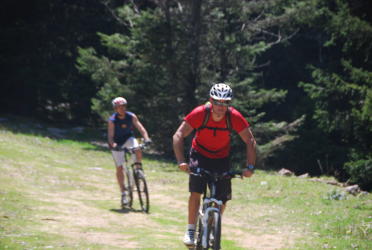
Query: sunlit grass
0 118 371 249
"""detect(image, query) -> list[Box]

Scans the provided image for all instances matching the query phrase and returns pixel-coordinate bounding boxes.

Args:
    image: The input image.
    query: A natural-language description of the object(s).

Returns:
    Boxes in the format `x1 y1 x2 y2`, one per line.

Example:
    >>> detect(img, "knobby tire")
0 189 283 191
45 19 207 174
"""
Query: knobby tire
205 214 213 250
201 210 221 250
211 211 221 250
196 216 203 250
135 169 149 213
124 167 134 208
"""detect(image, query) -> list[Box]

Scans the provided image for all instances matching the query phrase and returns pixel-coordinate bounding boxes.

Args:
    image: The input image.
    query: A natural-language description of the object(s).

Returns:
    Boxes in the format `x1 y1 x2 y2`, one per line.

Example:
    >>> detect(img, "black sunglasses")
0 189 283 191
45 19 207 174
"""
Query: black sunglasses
115 104 127 108
212 99 231 107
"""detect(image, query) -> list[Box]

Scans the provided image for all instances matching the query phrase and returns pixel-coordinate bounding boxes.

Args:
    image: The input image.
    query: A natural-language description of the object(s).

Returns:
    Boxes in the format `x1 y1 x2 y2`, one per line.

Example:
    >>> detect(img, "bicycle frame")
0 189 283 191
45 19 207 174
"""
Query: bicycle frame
113 143 150 212
122 147 140 196
117 143 144 176
192 167 241 249
200 177 220 248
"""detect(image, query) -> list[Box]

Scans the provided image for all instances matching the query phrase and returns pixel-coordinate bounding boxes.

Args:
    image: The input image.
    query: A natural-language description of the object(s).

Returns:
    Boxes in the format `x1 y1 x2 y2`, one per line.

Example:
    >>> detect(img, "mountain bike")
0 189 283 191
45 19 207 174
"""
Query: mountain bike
113 143 150 213
190 167 242 250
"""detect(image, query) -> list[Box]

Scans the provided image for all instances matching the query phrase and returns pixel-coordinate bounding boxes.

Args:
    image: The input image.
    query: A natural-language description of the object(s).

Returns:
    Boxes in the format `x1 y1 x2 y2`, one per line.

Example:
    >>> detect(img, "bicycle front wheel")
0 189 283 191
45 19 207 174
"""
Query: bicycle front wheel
135 169 149 213
196 216 203 250
201 210 221 250
211 211 221 250
124 167 134 208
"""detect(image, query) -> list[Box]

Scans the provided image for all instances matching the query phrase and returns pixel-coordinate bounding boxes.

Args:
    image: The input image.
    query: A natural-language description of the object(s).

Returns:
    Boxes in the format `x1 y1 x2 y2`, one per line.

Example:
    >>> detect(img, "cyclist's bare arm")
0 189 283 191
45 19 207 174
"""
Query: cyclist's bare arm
132 114 150 141
107 121 116 148
173 121 194 171
238 127 256 177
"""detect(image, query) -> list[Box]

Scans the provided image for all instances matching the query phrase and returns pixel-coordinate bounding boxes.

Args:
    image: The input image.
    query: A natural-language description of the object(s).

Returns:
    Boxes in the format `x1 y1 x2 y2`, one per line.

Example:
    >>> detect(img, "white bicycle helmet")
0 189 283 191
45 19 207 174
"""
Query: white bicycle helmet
112 97 127 107
209 83 232 100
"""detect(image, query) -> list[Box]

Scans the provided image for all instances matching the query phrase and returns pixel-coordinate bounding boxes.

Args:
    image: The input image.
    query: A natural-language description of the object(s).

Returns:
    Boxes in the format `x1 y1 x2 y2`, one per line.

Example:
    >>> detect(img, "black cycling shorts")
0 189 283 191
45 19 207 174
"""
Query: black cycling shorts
188 149 232 203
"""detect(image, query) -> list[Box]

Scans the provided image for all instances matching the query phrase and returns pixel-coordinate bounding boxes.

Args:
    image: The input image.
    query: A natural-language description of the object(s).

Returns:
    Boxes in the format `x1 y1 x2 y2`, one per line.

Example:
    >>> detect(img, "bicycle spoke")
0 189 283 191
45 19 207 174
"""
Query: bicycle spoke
124 168 133 208
135 169 149 213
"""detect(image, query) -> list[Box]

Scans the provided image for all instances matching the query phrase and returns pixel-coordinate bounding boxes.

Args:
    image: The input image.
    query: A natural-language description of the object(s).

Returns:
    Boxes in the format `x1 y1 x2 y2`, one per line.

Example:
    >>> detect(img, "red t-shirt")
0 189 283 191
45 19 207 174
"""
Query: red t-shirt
184 105 250 158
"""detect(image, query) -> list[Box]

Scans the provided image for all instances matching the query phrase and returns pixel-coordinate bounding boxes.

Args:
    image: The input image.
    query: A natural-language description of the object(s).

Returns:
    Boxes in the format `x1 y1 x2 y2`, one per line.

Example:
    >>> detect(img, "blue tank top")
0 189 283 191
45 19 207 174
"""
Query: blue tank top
108 112 134 144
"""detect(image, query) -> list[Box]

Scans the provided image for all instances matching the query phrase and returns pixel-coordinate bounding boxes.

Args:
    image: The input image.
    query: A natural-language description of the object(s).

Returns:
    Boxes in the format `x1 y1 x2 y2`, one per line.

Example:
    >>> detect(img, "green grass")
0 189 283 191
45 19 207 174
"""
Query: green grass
0 116 371 249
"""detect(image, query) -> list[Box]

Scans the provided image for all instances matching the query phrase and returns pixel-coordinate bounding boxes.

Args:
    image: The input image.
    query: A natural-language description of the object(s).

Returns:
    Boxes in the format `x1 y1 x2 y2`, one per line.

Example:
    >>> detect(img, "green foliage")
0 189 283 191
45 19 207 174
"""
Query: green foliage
300 60 372 187
77 0 295 156
0 0 120 123
300 61 372 143
262 0 372 189
345 155 372 190
3 0 371 189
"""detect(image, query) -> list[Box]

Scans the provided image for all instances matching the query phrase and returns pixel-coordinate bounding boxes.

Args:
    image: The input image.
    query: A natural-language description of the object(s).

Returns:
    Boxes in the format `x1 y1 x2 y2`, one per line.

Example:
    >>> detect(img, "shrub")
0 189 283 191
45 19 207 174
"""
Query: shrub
344 157 372 191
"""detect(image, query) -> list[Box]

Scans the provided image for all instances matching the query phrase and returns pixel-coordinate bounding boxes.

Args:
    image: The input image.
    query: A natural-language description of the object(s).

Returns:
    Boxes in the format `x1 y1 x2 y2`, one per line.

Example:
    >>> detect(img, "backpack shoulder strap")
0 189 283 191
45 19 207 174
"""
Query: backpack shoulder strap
198 103 233 132
197 103 211 130
202 103 211 127
225 107 233 132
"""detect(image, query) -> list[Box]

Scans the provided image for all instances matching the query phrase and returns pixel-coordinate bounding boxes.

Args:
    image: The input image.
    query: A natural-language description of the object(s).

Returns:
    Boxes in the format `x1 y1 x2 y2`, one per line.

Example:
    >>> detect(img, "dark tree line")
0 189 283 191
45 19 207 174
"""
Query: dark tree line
1 0 371 190
0 0 120 123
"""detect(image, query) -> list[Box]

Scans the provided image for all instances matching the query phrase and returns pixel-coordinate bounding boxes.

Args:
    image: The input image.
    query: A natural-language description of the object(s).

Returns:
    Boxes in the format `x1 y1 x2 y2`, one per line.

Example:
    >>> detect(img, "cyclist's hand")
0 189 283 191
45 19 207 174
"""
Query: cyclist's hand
178 162 189 172
109 142 117 150
144 138 152 145
243 169 254 178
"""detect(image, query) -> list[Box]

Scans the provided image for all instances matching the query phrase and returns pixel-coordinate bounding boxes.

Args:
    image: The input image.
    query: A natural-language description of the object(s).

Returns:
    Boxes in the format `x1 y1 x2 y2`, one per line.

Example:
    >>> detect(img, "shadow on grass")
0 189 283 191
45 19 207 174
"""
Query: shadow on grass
110 208 148 214
0 114 175 163
0 114 105 144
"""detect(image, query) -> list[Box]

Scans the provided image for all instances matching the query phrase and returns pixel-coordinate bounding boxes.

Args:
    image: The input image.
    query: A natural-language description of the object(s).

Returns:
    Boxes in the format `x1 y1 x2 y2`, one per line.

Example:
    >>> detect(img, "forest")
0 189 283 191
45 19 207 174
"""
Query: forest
1 0 371 190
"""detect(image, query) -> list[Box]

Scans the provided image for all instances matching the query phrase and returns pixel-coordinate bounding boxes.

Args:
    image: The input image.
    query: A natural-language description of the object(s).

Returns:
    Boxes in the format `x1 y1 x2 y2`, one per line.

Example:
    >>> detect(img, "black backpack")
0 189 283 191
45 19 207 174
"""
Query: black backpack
196 102 233 136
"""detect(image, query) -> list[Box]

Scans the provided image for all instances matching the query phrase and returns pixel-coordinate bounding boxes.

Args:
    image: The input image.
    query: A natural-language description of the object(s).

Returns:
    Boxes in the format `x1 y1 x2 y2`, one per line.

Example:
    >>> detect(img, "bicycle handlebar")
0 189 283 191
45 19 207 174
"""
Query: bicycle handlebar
112 143 148 153
189 167 243 179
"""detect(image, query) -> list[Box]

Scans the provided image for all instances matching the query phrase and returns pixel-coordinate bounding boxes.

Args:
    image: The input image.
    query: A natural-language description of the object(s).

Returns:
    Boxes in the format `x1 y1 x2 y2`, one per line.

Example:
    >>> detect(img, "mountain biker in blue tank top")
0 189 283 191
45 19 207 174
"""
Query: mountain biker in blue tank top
107 97 151 207
173 83 256 247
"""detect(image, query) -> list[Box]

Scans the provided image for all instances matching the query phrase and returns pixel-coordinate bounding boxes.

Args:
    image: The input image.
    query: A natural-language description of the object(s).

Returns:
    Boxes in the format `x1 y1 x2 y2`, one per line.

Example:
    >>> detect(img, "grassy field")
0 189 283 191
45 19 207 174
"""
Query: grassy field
0 116 371 249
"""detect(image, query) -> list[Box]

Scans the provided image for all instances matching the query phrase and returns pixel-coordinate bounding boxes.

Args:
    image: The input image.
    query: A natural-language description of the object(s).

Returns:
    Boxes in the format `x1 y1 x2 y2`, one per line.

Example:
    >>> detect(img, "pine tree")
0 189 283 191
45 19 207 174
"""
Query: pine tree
77 0 299 157
278 0 372 189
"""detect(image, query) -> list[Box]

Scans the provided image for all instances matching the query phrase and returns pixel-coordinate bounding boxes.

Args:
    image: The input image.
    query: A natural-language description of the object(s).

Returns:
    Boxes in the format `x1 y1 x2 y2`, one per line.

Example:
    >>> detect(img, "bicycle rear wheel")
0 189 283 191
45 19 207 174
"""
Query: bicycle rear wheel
124 167 134 208
135 169 149 213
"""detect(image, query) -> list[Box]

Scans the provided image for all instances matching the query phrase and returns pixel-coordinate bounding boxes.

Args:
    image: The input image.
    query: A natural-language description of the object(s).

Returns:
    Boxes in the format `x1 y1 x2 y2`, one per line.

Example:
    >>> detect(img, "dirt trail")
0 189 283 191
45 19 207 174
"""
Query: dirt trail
28 182 299 250
33 190 156 248
4 159 301 249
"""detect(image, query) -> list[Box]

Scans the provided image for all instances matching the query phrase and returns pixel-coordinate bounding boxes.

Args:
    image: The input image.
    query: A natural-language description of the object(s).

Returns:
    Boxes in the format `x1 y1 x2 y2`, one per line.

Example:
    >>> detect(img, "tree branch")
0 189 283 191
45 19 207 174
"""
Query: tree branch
101 0 132 28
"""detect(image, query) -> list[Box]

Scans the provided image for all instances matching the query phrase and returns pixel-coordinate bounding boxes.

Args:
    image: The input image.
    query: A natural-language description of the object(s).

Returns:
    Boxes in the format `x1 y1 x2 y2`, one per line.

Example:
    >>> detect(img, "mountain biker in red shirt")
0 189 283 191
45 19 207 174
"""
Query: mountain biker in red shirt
173 83 256 247
108 97 151 208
